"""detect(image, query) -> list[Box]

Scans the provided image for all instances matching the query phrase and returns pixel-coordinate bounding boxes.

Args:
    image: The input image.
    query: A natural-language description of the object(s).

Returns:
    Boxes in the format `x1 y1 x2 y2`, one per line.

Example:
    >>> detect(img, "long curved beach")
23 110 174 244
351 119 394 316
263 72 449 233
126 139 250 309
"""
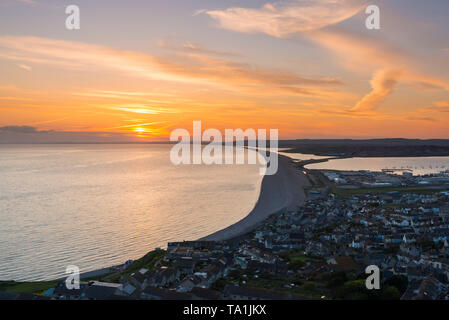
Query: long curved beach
201 154 310 241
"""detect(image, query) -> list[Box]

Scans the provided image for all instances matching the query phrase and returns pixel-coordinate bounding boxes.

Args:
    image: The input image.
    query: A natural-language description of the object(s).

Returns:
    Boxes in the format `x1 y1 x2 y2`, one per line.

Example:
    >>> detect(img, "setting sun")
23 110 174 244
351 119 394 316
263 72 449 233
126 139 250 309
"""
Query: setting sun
134 127 146 133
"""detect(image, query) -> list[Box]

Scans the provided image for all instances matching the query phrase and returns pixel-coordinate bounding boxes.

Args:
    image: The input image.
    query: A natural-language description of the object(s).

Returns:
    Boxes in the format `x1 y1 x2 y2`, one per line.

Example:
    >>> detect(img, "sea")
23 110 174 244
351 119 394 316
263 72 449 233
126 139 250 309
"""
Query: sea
0 144 264 281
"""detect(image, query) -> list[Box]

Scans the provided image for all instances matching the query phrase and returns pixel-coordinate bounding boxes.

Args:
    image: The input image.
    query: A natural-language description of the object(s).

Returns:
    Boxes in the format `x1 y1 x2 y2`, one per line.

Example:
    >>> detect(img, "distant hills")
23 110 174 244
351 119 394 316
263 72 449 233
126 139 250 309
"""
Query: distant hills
279 139 449 157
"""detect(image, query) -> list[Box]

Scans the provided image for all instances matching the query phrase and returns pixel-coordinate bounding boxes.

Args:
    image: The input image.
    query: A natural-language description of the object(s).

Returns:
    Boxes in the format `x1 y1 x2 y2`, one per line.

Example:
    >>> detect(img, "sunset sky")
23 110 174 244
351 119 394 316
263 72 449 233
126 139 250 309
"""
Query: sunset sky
1 0 449 142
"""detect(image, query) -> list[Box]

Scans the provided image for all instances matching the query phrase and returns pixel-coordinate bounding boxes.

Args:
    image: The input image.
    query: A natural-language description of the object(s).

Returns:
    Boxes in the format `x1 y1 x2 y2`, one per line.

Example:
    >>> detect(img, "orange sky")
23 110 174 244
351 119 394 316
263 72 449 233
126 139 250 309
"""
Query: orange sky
0 0 449 142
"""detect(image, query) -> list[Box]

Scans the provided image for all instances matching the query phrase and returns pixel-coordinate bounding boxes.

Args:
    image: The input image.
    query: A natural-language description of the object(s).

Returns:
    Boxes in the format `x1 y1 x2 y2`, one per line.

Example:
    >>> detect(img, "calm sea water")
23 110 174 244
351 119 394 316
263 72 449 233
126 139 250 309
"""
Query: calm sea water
306 156 449 175
0 144 263 281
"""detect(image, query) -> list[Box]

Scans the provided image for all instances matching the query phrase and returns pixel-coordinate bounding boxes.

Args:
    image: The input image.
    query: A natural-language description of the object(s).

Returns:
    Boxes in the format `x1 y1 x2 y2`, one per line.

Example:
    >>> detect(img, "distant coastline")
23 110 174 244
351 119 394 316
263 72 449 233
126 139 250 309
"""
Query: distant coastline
279 139 449 158
3 138 449 159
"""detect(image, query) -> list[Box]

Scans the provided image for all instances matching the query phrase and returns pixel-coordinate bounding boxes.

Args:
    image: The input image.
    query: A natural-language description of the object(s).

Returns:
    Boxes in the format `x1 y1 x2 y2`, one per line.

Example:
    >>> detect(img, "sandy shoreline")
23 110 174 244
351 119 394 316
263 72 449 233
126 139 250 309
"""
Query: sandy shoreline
200 154 310 241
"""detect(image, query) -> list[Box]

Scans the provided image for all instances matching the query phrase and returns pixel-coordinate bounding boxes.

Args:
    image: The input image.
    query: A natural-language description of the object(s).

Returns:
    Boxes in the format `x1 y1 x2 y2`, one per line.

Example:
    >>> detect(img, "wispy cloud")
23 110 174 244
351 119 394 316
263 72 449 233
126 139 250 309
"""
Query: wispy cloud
202 0 367 38
0 0 38 7
110 105 174 115
14 0 37 5
404 116 437 122
158 40 239 57
0 36 342 97
17 63 31 71
420 101 449 114
435 101 449 108
309 29 449 91
199 0 449 117
0 125 52 134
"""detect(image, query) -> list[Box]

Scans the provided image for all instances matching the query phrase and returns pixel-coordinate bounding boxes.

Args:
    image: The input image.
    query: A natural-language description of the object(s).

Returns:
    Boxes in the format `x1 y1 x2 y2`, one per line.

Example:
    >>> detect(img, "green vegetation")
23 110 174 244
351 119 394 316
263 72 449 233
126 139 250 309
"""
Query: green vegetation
108 249 166 283
210 279 229 291
291 281 323 298
279 250 322 271
382 286 401 300
0 280 58 295
332 186 446 198
125 249 166 273
335 279 401 300
335 279 372 299
320 271 353 288
384 275 408 295
81 272 116 282
303 170 325 189
245 274 286 290
240 274 324 298
319 271 407 300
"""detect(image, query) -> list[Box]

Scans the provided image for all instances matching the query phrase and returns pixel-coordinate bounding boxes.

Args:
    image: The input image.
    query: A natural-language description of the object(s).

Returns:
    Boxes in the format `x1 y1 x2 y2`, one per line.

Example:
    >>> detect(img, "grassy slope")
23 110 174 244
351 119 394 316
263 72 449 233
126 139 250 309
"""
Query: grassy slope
0 280 58 295
0 249 167 294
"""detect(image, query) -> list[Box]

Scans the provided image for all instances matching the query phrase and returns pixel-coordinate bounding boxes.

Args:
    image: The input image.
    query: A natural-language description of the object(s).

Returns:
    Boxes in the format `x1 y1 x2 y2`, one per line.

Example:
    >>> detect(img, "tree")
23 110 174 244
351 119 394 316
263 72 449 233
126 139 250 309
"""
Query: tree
384 275 408 294
288 259 305 271
325 271 348 288
382 286 400 300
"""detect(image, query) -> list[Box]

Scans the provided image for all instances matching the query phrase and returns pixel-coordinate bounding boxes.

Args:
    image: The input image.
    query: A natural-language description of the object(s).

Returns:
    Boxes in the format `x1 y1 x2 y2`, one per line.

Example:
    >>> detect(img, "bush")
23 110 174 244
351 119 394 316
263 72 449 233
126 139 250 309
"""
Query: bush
302 282 316 292
384 275 408 295
381 286 400 300
211 279 228 291
325 271 348 288
336 280 369 300
288 259 305 271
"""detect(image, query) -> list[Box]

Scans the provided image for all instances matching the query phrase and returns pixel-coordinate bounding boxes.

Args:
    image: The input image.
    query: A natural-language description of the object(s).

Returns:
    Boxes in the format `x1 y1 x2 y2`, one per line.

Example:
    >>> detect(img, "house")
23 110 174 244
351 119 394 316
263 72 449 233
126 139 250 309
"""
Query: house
16 293 51 300
246 259 286 275
331 256 361 272
142 286 167 300
177 275 207 292
142 286 193 300
0 291 19 300
52 281 89 300
401 276 441 300
168 241 230 251
148 267 180 287
122 283 138 297
407 266 426 282
247 260 276 274
163 290 194 300
191 287 222 300
130 268 149 289
178 257 196 274
223 284 292 300
85 281 123 300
